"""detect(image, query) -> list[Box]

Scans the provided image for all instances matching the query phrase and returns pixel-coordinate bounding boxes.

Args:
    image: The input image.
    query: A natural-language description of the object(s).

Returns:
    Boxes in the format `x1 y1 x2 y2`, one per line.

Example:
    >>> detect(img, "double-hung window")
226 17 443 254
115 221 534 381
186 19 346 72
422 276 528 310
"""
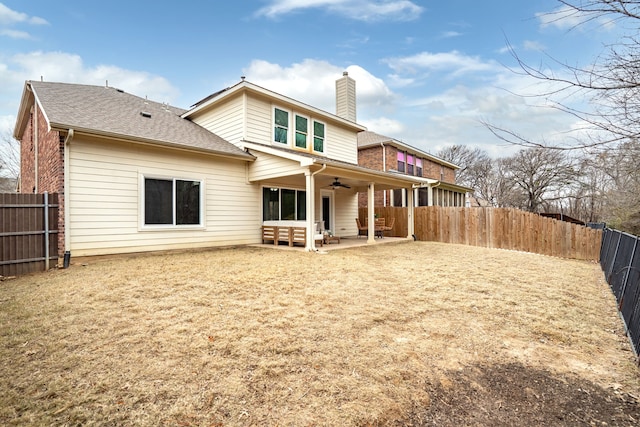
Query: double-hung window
313 121 325 153
407 154 415 175
144 177 202 226
295 115 308 148
274 108 289 144
416 158 423 177
397 152 405 173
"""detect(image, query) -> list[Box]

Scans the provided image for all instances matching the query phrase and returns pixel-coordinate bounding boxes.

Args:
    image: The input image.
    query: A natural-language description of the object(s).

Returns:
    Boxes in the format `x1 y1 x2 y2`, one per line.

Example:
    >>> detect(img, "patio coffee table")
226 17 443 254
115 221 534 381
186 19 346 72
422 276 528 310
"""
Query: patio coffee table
324 235 340 244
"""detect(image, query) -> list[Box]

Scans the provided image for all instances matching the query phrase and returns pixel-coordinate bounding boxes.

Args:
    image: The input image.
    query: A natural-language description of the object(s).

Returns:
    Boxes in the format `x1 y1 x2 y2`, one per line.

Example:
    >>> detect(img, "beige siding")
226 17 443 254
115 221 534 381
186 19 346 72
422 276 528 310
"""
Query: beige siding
244 93 359 165
68 136 260 256
190 95 244 145
249 152 303 181
325 126 358 164
334 191 358 236
245 95 272 143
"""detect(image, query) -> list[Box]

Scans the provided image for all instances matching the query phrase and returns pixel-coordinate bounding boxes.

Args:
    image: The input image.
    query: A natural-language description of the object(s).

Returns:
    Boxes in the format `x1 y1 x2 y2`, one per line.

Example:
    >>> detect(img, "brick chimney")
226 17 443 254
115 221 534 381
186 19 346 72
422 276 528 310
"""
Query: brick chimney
335 71 356 122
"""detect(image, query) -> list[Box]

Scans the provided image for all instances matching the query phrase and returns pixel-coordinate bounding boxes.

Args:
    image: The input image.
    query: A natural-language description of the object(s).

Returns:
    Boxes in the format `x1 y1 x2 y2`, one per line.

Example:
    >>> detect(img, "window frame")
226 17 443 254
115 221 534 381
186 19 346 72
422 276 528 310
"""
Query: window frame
313 120 325 153
397 151 406 173
294 114 309 149
416 158 423 177
274 107 289 145
262 186 307 221
140 174 205 230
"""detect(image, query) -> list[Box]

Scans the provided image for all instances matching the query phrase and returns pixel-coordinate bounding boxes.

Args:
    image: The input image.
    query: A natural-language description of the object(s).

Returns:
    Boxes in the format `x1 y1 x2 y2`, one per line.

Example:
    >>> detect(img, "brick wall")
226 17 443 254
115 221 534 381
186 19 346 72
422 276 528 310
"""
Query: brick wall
18 102 65 258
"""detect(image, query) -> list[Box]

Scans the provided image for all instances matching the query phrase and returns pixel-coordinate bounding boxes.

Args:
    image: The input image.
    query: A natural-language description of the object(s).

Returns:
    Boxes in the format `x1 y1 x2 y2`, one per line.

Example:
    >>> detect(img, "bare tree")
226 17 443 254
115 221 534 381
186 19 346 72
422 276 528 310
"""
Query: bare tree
436 145 492 190
500 148 576 213
485 0 640 150
0 130 20 180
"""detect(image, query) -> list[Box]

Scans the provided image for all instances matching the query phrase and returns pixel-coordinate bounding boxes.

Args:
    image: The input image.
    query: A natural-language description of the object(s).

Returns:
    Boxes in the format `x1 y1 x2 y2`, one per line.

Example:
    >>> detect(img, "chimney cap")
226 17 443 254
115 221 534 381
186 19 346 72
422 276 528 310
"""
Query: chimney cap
343 71 348 76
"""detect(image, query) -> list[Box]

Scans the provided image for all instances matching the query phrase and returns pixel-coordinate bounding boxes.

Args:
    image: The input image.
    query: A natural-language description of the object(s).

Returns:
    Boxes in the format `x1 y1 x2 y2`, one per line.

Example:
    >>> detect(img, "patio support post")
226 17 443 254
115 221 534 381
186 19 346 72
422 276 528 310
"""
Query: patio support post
427 184 434 207
407 186 415 238
367 182 375 244
305 170 316 251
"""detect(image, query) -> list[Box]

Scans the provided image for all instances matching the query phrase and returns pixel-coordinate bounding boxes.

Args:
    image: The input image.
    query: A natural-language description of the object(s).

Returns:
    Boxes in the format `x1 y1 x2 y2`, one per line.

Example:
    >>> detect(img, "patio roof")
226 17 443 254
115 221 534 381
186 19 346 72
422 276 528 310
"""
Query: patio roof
243 140 424 191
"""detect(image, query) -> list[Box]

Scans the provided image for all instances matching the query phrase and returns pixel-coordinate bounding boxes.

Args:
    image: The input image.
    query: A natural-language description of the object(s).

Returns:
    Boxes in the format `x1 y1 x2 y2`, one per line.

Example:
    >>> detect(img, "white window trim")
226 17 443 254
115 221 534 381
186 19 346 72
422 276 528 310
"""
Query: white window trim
273 106 290 145
139 173 205 231
262 185 307 221
294 113 309 149
312 119 325 153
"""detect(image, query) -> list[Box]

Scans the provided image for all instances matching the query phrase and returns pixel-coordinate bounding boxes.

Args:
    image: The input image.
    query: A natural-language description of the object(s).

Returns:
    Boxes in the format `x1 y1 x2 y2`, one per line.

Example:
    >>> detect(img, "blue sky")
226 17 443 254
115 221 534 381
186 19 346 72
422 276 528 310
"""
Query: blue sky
0 1 620 158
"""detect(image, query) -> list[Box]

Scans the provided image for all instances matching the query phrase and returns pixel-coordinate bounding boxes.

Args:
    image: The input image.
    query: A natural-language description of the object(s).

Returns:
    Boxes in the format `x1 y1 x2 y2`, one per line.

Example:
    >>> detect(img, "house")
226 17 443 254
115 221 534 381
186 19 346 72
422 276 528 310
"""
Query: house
13 73 436 260
357 131 471 208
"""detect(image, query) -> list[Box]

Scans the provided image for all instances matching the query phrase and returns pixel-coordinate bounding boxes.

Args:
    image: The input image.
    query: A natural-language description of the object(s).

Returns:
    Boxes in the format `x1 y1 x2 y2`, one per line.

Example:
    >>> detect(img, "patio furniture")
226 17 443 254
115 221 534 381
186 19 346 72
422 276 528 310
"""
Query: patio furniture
355 218 367 238
371 217 385 238
324 234 340 244
383 217 395 236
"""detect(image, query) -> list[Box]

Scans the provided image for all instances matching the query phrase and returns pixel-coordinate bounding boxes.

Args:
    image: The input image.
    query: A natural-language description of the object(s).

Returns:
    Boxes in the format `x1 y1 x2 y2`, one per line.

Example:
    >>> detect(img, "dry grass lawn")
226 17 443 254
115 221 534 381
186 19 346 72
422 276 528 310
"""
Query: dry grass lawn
1 241 639 426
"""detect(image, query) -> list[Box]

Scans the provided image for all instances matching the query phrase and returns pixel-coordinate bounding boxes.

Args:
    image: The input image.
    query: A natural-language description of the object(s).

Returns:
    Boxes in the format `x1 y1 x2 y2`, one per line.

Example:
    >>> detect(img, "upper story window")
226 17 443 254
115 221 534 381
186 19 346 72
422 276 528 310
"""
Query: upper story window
273 106 326 154
313 121 325 153
416 158 423 177
407 154 415 175
397 152 405 173
274 108 289 144
295 115 308 148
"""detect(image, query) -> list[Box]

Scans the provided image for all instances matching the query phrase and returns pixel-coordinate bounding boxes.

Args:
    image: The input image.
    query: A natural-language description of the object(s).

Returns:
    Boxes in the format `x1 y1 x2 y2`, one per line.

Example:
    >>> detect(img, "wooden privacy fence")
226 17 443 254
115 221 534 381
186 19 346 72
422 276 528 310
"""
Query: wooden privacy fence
360 206 602 261
0 193 59 277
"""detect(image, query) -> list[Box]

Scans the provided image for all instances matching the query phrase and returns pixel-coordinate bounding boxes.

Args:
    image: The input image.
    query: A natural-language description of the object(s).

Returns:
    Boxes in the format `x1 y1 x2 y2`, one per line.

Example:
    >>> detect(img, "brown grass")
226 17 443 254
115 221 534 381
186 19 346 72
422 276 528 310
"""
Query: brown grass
1 241 638 426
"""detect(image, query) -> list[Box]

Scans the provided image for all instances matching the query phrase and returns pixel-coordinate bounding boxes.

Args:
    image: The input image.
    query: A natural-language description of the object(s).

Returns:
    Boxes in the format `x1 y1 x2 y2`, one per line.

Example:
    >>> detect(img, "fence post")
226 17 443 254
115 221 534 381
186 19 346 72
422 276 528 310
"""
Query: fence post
607 231 622 282
44 191 49 270
619 237 638 310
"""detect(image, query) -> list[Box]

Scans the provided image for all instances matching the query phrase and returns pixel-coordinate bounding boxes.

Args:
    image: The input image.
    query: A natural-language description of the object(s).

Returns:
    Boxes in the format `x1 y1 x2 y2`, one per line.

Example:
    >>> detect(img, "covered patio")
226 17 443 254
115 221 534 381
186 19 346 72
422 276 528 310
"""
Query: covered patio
245 141 422 252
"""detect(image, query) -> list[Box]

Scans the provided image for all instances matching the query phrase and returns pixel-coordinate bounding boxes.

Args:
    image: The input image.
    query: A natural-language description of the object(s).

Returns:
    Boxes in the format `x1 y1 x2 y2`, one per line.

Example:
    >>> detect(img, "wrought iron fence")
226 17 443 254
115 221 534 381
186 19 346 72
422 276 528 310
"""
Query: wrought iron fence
600 228 640 357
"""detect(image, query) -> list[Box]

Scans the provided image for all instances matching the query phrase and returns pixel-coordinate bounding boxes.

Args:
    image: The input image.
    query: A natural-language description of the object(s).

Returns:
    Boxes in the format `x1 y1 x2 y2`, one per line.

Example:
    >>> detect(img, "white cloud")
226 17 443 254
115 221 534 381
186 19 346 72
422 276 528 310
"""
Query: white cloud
439 31 463 39
242 58 396 115
255 0 423 22
383 51 497 76
0 50 180 139
1 29 32 39
0 3 48 26
536 5 616 32
360 116 404 135
6 51 179 102
523 40 545 51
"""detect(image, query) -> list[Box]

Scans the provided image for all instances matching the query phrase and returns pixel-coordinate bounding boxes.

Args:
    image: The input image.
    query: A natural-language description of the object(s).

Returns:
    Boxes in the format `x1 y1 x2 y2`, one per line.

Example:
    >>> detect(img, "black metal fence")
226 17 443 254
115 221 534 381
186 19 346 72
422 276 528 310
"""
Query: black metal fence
600 228 640 357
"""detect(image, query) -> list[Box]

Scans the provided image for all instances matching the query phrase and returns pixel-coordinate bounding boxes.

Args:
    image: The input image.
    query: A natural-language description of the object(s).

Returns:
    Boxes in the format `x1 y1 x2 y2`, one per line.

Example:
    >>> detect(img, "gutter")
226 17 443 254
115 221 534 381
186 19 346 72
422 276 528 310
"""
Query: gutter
63 129 74 263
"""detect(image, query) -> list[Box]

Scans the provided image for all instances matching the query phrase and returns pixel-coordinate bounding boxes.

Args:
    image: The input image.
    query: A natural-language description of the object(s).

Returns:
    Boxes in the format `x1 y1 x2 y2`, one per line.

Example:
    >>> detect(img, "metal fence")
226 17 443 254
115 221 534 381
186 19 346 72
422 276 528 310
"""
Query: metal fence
0 192 59 277
600 228 640 357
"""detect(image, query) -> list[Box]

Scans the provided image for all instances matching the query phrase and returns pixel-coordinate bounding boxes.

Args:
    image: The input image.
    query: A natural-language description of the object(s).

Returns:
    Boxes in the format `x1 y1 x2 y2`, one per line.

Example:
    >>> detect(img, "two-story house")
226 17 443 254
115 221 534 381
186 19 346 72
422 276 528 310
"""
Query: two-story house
13 73 428 260
358 131 470 209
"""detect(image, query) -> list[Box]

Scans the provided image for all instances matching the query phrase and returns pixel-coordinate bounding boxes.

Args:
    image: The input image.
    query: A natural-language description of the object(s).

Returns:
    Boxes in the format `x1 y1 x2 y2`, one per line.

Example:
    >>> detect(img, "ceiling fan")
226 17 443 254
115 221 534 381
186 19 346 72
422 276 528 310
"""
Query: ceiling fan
330 177 351 189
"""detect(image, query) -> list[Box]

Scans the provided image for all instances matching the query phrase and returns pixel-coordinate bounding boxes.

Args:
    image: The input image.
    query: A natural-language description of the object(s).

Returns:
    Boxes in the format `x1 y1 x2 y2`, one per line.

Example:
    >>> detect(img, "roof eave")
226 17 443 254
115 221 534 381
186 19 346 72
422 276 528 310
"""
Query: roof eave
358 134 460 170
50 123 255 162
183 80 368 132
13 82 36 140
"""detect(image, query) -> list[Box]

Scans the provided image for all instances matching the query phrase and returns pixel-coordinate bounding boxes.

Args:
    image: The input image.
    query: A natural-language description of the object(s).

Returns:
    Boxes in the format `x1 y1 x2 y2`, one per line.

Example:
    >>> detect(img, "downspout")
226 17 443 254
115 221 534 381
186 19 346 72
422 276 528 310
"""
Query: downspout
63 129 74 265
380 142 386 206
307 163 327 251
34 101 38 193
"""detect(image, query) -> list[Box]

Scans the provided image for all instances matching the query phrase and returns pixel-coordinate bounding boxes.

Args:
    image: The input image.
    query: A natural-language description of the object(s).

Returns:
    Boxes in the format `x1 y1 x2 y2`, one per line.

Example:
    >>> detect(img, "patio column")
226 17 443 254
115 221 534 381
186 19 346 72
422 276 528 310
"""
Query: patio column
428 184 434 207
407 186 415 239
305 170 316 251
367 182 375 244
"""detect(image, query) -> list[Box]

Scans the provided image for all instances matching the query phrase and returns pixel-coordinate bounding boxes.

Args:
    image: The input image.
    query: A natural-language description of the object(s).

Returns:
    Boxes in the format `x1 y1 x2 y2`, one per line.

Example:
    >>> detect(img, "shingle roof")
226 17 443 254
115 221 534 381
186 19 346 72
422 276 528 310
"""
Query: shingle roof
28 81 253 160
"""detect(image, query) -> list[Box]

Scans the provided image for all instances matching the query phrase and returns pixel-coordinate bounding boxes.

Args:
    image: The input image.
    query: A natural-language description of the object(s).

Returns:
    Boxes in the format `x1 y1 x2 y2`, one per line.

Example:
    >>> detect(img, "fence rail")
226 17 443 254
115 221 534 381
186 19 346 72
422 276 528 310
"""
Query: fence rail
359 206 602 261
0 192 59 277
600 228 640 357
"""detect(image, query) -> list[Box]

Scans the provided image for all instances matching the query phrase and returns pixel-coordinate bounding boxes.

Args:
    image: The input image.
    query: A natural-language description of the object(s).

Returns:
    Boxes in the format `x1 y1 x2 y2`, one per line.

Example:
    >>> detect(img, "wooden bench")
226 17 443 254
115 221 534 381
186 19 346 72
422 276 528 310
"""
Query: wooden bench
261 225 323 247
